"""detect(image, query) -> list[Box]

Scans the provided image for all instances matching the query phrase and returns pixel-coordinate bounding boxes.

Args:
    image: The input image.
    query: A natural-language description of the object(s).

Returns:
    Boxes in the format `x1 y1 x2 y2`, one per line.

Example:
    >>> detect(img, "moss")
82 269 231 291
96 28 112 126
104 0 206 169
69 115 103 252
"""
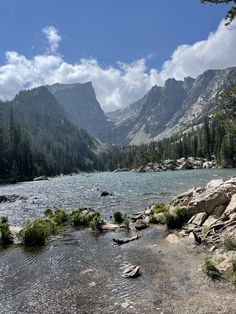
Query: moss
112 211 123 224
202 257 221 279
224 236 236 251
0 222 13 245
20 218 58 246
166 206 187 230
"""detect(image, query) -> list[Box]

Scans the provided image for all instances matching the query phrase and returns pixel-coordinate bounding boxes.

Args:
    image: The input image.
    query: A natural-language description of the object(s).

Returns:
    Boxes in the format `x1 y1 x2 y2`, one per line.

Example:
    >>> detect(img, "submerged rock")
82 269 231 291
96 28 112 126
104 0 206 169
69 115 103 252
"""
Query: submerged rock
100 191 111 197
122 265 140 278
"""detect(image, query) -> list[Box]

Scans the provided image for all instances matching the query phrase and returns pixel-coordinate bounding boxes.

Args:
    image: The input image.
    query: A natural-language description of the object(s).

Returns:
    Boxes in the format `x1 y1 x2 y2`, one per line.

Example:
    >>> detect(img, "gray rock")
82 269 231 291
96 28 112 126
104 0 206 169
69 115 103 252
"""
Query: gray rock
122 265 140 278
187 212 207 226
223 194 236 217
203 216 219 228
135 219 148 230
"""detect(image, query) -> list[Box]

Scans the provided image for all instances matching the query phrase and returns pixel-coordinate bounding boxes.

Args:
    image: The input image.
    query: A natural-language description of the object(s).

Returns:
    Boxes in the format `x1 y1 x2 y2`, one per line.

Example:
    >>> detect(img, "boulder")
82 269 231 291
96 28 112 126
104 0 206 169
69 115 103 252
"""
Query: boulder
223 194 236 217
101 224 119 231
203 216 219 228
135 219 148 230
212 204 227 217
122 265 140 278
205 179 224 190
171 187 203 207
187 212 207 226
166 234 181 244
188 231 202 244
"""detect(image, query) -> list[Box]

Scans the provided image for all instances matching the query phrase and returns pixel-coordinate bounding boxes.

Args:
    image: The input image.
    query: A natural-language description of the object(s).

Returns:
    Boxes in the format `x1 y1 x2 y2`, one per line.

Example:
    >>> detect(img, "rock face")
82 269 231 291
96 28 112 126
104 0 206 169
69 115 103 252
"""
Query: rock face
108 67 236 144
48 82 112 143
172 177 236 249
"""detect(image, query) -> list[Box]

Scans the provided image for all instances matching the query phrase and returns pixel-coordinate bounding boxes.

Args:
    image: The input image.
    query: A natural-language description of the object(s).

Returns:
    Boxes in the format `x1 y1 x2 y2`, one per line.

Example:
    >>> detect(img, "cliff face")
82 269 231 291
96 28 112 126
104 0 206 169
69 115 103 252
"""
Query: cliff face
48 82 113 143
109 67 236 144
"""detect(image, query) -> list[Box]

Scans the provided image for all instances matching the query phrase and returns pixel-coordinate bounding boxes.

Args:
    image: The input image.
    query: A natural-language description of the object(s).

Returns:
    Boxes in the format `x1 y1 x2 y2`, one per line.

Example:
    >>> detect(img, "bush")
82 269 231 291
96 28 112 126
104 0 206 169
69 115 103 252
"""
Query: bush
20 219 57 246
53 209 68 225
1 216 8 224
123 219 130 230
224 236 236 251
44 208 53 218
89 214 103 232
149 212 168 224
152 203 169 214
166 207 187 230
0 222 13 245
112 211 123 224
202 257 221 279
69 209 100 228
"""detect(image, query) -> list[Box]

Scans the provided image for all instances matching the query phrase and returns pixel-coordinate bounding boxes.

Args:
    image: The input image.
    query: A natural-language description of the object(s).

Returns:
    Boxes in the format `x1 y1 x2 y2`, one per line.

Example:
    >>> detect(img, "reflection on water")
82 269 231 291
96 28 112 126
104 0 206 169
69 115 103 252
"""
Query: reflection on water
0 169 236 313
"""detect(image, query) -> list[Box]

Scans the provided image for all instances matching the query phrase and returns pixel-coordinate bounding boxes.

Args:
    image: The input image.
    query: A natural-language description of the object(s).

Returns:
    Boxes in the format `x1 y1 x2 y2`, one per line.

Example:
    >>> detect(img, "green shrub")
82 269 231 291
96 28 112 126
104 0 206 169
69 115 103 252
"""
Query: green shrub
202 257 221 279
69 209 100 228
53 209 68 225
152 203 169 214
224 236 236 251
44 208 53 218
89 214 103 232
123 219 130 230
149 212 168 224
0 222 13 245
20 218 57 246
166 206 187 230
112 211 123 224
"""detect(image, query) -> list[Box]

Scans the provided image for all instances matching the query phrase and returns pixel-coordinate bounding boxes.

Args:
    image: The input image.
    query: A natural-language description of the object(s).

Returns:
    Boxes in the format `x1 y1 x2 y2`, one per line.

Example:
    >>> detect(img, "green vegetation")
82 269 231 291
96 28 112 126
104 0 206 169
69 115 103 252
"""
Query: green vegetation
123 219 130 230
20 218 58 246
0 217 13 245
166 207 187 230
149 203 170 224
202 257 221 279
224 236 236 251
68 208 102 229
53 209 68 225
112 211 124 224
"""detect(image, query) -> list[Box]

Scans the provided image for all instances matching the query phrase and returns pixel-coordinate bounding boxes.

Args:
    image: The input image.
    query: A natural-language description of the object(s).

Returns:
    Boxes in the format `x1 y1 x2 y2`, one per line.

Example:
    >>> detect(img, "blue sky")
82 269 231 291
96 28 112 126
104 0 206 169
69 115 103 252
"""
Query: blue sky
0 0 235 111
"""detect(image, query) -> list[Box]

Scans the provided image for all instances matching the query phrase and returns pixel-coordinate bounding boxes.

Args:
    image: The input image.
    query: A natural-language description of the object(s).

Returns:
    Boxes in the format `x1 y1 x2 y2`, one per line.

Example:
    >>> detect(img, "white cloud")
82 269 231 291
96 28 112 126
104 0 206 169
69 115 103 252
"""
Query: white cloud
42 26 61 54
0 21 236 112
159 20 236 82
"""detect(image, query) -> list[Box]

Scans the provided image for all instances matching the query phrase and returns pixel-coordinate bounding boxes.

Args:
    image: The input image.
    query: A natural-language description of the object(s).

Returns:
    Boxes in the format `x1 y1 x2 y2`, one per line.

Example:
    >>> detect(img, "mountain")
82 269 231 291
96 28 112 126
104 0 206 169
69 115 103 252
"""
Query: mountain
0 87 98 175
109 67 236 144
48 82 112 143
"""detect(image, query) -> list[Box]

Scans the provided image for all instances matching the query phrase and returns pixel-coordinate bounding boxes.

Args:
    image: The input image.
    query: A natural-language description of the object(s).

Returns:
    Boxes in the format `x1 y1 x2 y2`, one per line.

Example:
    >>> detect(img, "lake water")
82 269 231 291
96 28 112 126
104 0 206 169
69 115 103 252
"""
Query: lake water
0 169 236 314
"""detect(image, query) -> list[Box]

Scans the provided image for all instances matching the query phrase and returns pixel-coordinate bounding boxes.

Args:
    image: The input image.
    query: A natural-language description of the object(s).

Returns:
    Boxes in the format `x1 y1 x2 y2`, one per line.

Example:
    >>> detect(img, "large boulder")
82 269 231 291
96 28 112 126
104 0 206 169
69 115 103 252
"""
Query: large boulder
187 212 207 226
186 179 236 217
222 194 236 217
205 179 224 190
171 187 203 207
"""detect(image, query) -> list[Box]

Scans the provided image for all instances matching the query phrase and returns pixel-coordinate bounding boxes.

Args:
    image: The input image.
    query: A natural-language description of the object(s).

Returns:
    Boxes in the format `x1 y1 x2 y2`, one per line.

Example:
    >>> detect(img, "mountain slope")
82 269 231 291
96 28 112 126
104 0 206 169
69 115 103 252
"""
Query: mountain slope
48 82 112 143
109 67 236 144
0 87 98 174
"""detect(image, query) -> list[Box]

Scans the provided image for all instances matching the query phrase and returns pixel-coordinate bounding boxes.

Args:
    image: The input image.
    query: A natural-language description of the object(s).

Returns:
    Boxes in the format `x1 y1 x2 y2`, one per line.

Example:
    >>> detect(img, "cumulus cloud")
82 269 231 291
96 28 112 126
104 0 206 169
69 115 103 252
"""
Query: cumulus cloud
42 26 61 54
0 21 235 112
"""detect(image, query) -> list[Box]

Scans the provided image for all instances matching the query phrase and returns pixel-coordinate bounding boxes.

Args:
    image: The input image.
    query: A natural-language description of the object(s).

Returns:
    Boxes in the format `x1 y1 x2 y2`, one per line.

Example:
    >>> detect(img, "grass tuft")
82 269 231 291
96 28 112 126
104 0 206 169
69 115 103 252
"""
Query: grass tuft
202 256 221 279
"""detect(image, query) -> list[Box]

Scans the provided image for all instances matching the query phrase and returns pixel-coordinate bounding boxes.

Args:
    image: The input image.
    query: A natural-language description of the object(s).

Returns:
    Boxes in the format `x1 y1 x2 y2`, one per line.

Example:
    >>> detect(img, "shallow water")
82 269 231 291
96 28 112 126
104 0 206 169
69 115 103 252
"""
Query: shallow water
0 169 236 314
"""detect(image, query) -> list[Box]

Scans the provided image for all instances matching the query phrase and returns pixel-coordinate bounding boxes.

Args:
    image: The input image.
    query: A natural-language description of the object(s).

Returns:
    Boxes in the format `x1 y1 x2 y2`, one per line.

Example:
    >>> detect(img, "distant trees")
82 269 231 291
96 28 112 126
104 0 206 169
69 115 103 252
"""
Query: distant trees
201 0 236 25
